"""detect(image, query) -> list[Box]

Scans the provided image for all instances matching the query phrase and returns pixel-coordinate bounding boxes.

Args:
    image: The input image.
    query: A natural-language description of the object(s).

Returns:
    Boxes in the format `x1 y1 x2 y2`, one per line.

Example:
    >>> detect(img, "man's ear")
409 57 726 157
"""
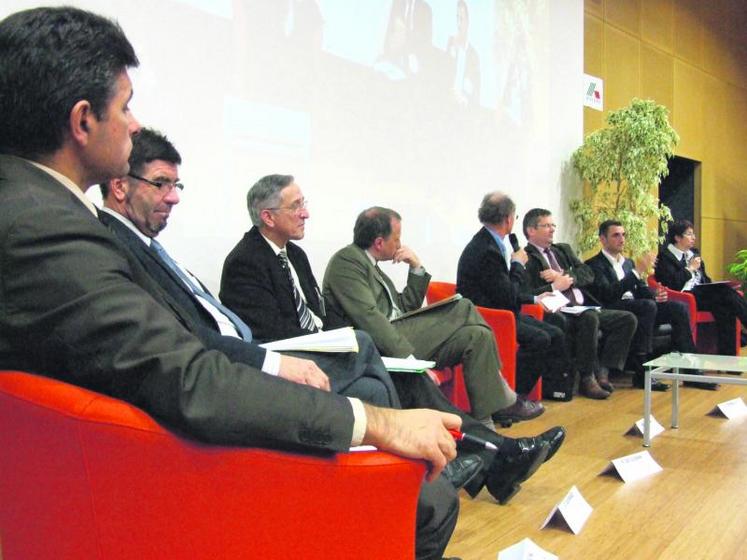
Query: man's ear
69 100 94 146
108 177 129 203
371 236 384 252
259 208 275 229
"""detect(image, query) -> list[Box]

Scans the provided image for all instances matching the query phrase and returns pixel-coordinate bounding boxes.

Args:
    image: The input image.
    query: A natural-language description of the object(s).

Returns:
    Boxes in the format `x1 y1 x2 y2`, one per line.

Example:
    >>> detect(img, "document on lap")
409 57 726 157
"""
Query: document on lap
390 293 463 322
260 327 359 353
540 291 570 313
560 305 601 315
381 357 436 372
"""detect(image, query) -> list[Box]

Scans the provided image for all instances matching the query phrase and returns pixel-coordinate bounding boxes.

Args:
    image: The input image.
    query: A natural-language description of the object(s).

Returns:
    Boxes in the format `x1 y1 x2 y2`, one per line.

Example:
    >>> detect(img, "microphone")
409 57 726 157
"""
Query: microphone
508 233 520 253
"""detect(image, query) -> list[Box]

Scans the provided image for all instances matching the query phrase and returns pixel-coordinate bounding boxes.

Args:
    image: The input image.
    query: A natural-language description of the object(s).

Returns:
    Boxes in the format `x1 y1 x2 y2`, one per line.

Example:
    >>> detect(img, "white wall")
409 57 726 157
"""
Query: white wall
2 0 583 293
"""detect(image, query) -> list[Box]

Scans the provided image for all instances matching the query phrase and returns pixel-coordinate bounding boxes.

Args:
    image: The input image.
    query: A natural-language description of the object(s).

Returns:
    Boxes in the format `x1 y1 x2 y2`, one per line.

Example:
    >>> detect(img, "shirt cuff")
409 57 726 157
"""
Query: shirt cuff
348 397 367 446
409 266 426 276
261 350 281 376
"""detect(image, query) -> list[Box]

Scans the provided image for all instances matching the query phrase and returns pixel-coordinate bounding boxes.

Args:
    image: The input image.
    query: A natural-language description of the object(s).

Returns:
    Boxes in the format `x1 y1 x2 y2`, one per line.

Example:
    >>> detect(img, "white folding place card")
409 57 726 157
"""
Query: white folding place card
540 486 592 535
626 416 665 439
708 397 747 419
497 537 558 560
600 450 662 483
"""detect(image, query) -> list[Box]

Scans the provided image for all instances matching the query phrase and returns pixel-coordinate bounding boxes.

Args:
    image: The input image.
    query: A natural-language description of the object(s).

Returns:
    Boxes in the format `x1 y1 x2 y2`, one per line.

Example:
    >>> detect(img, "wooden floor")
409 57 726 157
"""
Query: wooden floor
444 369 747 559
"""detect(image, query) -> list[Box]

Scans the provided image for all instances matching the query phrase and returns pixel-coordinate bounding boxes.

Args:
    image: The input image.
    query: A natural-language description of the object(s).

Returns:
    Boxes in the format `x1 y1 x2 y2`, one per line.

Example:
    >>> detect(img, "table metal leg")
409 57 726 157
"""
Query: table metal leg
643 365 652 447
672 366 680 429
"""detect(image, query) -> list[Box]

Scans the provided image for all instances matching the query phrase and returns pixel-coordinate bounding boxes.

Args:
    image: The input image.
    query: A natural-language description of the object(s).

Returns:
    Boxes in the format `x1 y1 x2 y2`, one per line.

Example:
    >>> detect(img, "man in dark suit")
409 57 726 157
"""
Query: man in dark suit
522 209 638 398
586 220 712 390
222 179 565 504
656 219 747 356
0 9 465 558
456 192 568 397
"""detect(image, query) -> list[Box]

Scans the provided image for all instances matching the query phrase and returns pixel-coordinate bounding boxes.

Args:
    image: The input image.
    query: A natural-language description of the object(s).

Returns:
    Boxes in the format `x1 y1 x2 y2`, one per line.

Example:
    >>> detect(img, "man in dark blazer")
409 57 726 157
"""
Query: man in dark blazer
456 192 568 397
220 180 324 343
656 219 747 356
0 9 466 558
221 175 565 505
522 209 638 397
586 220 710 390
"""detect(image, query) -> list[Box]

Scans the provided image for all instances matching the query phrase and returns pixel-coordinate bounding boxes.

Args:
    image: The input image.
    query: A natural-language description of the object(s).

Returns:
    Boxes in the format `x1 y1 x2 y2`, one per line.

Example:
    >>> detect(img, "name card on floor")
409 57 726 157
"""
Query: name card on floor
600 450 662 483
540 485 592 535
707 397 747 419
497 537 558 560
625 416 665 439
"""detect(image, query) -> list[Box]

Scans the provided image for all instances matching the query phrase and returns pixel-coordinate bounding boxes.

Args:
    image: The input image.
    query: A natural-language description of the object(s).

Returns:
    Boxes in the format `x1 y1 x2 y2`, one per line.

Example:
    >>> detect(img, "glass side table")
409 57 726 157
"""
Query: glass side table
643 353 747 447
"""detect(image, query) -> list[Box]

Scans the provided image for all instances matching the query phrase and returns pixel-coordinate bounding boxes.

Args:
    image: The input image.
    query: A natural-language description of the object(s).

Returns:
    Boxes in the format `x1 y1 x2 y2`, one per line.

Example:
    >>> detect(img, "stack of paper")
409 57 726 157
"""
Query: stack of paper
381 357 436 372
259 327 359 353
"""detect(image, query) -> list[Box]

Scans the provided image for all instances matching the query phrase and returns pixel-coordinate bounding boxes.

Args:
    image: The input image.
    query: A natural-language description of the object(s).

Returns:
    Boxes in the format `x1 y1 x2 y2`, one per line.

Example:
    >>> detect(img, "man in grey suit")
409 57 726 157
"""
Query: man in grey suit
0 8 462 559
323 206 544 426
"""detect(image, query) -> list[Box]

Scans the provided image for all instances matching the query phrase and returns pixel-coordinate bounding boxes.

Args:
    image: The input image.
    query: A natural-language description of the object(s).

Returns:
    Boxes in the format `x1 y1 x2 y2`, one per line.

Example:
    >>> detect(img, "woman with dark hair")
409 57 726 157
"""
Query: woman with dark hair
655 219 747 354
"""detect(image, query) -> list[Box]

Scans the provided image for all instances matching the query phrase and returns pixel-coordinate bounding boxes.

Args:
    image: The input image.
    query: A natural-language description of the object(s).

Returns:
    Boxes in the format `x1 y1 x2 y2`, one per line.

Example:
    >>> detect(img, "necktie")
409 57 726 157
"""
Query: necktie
150 239 254 341
375 265 402 320
277 250 318 333
680 254 687 267
544 247 578 305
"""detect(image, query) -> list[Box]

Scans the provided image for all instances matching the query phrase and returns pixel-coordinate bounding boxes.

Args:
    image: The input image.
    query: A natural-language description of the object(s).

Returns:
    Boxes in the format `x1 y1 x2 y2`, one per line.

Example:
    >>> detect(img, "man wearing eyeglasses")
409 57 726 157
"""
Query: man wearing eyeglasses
522 209 638 399
221 174 322 342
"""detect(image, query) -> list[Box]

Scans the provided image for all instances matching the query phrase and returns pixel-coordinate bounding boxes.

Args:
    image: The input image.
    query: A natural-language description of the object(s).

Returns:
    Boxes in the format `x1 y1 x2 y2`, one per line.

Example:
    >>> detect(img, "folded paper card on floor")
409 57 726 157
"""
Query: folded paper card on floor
626 416 664 439
497 537 558 560
600 450 662 483
707 397 747 419
540 485 592 534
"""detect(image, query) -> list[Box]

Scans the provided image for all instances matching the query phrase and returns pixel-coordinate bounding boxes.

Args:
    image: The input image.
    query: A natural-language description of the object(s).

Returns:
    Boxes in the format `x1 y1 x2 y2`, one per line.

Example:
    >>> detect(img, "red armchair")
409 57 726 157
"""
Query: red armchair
647 276 741 354
0 371 424 560
425 282 543 411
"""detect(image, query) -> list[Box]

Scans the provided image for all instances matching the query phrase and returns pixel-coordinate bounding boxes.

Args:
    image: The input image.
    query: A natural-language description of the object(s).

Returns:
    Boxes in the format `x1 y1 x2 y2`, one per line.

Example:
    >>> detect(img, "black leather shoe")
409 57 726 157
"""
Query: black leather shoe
632 374 669 391
491 397 545 424
542 426 566 461
475 440 550 504
441 454 484 490
518 426 566 463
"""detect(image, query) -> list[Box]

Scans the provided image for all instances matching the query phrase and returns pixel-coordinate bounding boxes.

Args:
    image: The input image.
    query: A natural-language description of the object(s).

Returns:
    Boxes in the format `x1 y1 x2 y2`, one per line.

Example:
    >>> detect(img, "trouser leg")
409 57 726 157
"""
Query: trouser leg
566 311 599 376
610 299 656 355
433 324 515 419
656 300 696 353
416 477 459 560
597 309 638 371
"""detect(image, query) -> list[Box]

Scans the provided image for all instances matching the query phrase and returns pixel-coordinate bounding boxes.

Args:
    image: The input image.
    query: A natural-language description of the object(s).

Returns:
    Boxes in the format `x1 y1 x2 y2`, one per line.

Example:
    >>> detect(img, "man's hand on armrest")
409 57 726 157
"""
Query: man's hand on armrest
362 405 461 482
277 355 331 391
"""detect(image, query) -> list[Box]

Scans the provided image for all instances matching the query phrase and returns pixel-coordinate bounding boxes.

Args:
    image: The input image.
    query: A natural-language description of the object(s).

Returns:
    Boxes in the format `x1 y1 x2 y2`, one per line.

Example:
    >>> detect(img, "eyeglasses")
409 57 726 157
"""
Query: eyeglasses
128 172 184 193
536 223 557 229
268 200 309 214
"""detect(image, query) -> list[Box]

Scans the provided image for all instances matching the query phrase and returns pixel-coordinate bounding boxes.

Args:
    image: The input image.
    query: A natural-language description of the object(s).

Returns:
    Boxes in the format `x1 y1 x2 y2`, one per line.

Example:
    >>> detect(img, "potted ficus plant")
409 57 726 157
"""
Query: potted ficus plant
570 98 679 258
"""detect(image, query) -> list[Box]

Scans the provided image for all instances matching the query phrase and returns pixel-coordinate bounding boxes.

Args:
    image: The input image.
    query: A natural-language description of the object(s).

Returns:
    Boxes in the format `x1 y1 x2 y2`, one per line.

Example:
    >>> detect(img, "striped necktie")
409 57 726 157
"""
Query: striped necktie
278 250 318 333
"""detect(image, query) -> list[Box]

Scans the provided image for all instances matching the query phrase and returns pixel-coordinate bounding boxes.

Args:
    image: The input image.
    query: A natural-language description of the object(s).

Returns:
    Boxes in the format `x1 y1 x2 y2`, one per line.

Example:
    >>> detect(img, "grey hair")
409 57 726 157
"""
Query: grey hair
247 174 294 227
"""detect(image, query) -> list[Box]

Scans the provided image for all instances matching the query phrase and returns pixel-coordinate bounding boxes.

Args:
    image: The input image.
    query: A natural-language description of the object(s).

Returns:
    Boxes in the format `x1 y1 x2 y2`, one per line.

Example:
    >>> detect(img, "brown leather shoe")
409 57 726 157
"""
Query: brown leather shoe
579 375 610 400
596 367 615 393
491 397 545 423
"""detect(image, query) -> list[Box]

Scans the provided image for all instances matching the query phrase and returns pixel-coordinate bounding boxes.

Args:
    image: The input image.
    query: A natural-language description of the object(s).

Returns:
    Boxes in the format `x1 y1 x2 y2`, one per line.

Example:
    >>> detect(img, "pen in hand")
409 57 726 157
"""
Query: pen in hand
447 429 498 451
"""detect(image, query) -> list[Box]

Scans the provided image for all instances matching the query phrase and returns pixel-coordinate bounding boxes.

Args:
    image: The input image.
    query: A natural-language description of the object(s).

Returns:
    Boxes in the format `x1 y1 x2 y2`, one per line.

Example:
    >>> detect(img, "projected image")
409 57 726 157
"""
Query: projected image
0 0 579 286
